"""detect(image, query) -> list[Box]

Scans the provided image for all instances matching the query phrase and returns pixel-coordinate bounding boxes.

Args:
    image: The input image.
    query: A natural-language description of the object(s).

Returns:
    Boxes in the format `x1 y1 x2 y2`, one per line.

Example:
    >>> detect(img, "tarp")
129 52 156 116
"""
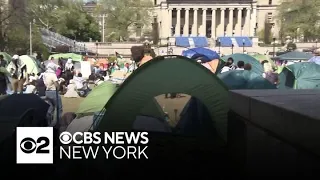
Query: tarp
0 52 11 62
97 55 229 141
272 51 313 61
308 56 320 65
218 70 277 89
182 47 220 62
19 55 40 75
221 53 264 74
278 62 320 89
49 53 83 62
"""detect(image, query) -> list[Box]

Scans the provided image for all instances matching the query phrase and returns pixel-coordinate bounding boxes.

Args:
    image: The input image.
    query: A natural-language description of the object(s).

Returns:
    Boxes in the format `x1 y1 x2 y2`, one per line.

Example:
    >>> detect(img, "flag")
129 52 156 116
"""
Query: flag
115 52 123 59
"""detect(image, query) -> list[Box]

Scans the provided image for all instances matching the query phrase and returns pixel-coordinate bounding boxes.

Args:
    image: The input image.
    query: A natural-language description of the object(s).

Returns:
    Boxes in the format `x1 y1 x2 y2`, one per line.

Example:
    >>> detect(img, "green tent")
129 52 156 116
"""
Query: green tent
279 63 320 89
76 82 118 116
221 53 264 74
272 51 313 61
76 82 166 119
218 70 276 89
49 53 83 61
0 52 11 62
252 53 275 71
97 55 229 141
19 55 40 75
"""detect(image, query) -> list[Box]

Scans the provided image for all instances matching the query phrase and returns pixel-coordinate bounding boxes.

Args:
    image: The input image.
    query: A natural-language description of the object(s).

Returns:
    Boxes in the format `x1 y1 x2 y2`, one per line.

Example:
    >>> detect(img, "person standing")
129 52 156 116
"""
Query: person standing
42 63 63 127
0 55 8 94
0 55 7 67
7 55 28 94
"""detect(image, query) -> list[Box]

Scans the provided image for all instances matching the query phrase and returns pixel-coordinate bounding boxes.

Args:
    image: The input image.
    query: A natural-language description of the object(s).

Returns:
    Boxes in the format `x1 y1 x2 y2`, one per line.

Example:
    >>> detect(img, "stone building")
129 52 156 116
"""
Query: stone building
83 0 281 46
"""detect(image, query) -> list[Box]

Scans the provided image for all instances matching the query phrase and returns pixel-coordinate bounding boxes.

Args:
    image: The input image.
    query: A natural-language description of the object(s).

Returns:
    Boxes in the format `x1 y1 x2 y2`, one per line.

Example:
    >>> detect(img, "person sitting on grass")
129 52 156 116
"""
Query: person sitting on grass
24 79 37 94
73 73 90 97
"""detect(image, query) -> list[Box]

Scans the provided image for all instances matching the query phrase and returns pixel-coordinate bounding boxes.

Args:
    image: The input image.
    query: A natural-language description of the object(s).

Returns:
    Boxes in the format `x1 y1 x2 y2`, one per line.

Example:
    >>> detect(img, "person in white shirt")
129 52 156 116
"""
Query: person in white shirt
220 62 232 73
73 73 85 90
236 61 245 70
24 80 37 94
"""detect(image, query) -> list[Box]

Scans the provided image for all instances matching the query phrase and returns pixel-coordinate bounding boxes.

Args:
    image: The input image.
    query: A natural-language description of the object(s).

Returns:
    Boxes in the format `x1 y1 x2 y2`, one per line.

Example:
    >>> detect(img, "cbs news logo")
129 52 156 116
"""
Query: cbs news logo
16 127 53 164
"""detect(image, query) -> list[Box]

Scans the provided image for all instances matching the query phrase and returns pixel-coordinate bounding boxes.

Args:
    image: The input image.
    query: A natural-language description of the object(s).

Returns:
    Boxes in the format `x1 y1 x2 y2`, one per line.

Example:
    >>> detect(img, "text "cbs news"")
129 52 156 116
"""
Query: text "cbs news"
59 132 149 160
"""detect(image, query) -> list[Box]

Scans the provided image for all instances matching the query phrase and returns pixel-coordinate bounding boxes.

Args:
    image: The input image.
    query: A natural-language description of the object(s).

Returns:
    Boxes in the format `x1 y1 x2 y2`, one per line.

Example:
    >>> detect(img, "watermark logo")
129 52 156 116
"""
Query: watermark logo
16 127 53 164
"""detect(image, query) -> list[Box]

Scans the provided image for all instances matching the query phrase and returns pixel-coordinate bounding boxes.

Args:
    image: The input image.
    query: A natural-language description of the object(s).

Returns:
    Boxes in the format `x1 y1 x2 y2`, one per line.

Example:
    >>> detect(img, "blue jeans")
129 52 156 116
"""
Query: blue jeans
46 90 63 128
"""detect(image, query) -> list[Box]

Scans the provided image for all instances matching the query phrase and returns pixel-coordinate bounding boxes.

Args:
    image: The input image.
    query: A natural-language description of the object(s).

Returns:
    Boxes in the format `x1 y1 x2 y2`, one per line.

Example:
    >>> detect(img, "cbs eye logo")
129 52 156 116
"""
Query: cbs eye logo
20 137 50 154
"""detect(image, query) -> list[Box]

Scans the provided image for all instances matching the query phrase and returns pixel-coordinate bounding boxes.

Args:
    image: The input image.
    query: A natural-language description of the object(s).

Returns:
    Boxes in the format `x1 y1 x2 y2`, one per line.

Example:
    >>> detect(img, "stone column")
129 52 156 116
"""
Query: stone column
211 8 216 38
244 8 251 36
236 8 242 36
228 8 234 36
168 8 173 37
220 8 225 36
192 8 198 36
175 8 181 36
251 7 257 36
201 8 207 36
184 8 190 36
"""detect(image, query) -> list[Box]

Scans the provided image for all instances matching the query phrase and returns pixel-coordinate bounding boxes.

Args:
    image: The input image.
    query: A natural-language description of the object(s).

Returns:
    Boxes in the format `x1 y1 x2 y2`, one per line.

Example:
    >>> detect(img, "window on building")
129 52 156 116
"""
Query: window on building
136 26 142 37
180 26 184 35
189 25 192 35
154 0 157 5
269 0 272 5
267 12 273 22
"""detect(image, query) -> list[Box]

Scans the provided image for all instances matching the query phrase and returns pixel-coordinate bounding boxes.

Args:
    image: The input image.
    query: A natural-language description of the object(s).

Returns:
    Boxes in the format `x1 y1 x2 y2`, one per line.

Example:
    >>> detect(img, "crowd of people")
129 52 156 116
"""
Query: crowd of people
220 57 279 85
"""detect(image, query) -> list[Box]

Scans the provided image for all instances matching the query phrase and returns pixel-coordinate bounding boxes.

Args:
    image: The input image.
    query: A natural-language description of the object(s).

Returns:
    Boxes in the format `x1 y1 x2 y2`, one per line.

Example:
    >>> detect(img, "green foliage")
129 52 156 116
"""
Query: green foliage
257 28 272 43
97 0 153 41
29 0 101 42
276 0 320 41
108 56 117 62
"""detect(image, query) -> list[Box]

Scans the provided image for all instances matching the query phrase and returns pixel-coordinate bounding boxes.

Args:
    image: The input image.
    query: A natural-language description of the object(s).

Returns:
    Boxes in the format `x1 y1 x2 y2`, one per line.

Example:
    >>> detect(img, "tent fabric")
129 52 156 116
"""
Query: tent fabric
308 56 320 65
139 56 153 66
0 52 11 62
279 63 320 89
96 55 229 141
19 55 40 75
176 97 216 136
272 51 313 61
76 82 118 115
0 94 50 138
133 116 171 133
221 53 264 75
182 47 220 62
251 53 275 72
49 53 83 62
218 70 277 89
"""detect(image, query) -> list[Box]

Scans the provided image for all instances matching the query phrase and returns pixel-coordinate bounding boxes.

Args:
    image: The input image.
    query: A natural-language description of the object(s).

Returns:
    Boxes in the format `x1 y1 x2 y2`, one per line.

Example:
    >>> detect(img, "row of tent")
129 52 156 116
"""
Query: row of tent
0 52 41 75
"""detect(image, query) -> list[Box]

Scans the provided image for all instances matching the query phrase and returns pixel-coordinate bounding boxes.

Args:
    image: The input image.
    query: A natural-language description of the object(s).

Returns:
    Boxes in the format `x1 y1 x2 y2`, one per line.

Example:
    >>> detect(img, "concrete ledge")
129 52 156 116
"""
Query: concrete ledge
229 89 320 156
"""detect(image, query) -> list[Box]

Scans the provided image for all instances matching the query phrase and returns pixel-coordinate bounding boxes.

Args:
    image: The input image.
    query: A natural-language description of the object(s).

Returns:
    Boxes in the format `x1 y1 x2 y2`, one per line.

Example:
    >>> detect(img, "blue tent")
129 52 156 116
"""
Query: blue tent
182 47 220 62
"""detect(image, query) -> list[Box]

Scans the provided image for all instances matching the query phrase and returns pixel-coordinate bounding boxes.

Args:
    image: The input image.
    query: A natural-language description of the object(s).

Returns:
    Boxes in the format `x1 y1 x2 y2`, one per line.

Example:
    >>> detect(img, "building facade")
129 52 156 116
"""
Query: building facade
154 0 281 40
83 0 282 44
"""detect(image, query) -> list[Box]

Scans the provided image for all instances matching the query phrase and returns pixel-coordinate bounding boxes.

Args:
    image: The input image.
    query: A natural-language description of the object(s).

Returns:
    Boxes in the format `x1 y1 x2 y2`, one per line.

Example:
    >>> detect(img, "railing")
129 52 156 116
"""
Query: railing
40 28 93 53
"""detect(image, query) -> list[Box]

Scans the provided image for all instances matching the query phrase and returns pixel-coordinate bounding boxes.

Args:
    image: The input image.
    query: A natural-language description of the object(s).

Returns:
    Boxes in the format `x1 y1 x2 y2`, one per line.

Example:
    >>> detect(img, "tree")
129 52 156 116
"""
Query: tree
97 0 153 41
27 0 101 42
276 0 320 41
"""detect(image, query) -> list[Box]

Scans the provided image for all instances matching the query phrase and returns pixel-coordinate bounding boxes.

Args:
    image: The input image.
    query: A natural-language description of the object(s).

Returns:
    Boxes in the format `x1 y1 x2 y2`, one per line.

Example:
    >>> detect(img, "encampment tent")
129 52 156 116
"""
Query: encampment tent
49 53 83 61
221 53 264 74
279 63 320 89
96 55 229 141
182 47 220 62
218 70 276 89
272 51 313 61
252 53 275 72
19 55 40 75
